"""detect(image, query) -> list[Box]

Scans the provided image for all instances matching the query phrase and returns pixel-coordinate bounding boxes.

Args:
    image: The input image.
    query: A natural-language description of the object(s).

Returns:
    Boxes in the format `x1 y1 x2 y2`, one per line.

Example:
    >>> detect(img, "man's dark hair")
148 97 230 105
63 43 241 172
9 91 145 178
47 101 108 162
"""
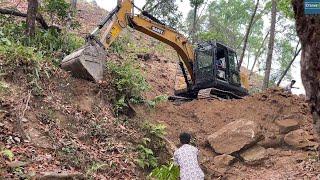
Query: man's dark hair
179 132 191 144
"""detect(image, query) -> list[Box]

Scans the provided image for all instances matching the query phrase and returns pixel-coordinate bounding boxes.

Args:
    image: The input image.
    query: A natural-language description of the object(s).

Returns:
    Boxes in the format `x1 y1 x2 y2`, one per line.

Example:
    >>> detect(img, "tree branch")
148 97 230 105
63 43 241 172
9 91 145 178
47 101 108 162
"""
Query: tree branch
0 8 60 32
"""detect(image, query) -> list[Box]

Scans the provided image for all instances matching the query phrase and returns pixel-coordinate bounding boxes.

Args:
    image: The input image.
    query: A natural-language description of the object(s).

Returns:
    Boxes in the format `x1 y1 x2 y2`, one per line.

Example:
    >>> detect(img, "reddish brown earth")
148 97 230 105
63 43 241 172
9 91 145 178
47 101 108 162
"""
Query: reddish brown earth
135 89 320 179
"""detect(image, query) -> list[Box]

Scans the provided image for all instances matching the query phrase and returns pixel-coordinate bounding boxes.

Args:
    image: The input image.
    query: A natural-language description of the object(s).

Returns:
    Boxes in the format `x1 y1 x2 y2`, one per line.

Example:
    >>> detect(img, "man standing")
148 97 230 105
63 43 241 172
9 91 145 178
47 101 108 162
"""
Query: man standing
173 133 204 180
284 80 298 93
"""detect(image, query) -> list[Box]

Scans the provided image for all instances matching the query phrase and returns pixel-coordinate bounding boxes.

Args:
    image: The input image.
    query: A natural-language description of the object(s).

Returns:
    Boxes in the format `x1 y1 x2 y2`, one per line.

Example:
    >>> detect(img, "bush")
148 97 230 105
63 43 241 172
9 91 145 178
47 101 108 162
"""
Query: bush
147 95 168 108
148 162 180 180
136 138 158 170
110 36 130 54
106 61 149 114
0 15 84 59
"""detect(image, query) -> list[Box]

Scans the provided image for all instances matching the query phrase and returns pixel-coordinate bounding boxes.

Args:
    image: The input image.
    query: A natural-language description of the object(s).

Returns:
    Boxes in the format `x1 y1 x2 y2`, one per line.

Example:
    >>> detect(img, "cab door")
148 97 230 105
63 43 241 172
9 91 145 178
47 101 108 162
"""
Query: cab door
194 47 214 86
228 50 241 86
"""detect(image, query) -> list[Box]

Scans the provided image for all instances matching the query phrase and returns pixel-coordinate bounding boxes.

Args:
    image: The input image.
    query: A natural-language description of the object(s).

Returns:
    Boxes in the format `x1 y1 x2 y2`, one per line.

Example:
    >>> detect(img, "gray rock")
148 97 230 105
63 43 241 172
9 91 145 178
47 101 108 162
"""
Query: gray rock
13 137 21 143
207 119 262 154
284 129 317 149
240 145 267 164
213 154 236 167
275 119 299 134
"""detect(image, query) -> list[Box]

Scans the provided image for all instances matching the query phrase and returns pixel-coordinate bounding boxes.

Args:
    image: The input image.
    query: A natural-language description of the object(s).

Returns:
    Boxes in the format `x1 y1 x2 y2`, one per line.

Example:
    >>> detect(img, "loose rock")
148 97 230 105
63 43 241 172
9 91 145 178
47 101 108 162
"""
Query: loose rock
275 119 299 134
207 119 262 154
213 154 236 167
240 145 267 164
284 129 317 149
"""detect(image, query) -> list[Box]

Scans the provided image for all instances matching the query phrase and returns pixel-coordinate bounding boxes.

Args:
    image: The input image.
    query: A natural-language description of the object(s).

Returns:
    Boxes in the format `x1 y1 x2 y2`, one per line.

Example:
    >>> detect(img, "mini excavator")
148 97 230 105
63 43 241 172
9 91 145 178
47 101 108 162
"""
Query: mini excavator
61 0 249 99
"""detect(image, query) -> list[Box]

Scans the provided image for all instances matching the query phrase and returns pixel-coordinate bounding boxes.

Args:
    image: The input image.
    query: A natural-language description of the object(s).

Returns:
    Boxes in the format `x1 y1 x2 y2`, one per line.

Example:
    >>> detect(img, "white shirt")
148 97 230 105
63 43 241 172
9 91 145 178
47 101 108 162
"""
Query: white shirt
173 144 204 180
285 84 292 93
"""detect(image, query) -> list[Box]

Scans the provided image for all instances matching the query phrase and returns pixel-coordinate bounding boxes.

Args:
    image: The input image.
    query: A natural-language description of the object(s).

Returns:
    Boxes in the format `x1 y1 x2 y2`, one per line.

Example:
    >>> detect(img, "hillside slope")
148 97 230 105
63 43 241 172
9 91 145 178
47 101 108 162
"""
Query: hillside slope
1 1 319 179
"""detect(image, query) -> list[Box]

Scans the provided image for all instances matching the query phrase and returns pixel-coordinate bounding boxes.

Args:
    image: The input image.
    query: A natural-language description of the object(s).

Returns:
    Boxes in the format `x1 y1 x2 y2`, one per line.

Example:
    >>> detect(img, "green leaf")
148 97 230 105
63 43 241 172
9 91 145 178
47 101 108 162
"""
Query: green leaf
1 149 14 161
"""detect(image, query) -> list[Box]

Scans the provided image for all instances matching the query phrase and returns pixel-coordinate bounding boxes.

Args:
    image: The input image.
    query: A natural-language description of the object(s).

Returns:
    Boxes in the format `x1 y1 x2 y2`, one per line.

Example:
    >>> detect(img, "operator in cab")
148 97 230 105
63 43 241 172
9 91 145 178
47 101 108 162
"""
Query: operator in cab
174 132 204 180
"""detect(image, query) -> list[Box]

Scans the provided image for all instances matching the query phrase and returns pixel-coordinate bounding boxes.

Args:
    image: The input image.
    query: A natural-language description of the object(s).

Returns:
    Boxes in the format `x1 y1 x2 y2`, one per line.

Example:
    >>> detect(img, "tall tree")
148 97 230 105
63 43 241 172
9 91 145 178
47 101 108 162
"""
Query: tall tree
249 31 269 78
71 0 77 10
238 0 260 70
190 0 204 42
292 0 320 134
142 0 182 28
276 42 301 86
26 0 38 37
262 0 277 90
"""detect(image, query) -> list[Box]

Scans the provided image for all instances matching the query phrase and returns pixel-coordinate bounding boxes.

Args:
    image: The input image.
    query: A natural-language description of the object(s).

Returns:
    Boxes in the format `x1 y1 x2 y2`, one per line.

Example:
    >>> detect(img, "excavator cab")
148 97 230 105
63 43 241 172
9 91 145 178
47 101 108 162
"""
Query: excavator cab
174 42 248 99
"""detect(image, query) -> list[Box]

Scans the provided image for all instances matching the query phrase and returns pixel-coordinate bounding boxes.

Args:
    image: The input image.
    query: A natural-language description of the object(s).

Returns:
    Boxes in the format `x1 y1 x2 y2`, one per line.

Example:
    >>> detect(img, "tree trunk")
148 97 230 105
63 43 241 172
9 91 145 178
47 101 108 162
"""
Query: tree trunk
71 0 77 10
249 31 269 79
191 4 199 43
276 43 301 86
292 0 320 135
26 0 38 37
262 0 277 90
238 0 259 70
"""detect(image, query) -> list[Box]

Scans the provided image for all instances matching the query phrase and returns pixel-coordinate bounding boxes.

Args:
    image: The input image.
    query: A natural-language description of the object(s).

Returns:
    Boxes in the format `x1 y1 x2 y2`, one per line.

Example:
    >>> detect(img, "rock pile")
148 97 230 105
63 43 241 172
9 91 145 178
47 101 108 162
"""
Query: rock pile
207 118 317 168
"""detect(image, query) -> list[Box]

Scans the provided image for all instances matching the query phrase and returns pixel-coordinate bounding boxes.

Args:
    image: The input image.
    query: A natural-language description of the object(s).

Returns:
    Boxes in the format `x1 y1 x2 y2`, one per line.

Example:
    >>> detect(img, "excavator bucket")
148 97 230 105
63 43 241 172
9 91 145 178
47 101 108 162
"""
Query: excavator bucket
61 43 107 82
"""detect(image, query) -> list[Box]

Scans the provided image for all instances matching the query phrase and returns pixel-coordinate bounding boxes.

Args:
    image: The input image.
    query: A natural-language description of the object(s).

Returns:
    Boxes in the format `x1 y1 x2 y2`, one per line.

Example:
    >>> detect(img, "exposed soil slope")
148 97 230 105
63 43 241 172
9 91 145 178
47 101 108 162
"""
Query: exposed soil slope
135 89 320 179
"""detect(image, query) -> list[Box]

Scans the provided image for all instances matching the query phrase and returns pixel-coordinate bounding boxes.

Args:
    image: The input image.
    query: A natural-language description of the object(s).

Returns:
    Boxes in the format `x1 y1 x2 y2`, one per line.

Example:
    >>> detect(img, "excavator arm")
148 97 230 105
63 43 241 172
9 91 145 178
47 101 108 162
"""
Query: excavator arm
93 0 195 82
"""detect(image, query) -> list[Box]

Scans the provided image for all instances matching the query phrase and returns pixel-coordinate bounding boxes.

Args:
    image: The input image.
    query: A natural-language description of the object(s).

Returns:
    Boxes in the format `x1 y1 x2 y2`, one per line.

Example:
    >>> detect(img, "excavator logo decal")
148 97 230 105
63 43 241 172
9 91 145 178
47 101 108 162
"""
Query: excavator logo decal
151 26 165 35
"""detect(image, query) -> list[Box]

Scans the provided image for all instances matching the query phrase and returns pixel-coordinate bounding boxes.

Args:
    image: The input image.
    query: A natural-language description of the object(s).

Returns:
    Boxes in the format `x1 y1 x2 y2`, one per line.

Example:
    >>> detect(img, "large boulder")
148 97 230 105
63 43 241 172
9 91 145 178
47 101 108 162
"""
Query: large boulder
207 119 262 154
284 129 318 149
240 145 267 164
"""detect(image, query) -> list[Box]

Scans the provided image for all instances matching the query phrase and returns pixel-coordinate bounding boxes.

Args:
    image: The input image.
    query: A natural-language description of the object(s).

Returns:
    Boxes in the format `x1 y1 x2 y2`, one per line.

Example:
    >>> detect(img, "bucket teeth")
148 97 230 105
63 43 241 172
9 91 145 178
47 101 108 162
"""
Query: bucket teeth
61 44 106 82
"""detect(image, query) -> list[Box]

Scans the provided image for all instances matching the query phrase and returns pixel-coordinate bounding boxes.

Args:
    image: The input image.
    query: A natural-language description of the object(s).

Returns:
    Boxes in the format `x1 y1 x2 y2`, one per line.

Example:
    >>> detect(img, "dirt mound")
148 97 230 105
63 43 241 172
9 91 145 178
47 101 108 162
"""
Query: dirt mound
135 88 320 179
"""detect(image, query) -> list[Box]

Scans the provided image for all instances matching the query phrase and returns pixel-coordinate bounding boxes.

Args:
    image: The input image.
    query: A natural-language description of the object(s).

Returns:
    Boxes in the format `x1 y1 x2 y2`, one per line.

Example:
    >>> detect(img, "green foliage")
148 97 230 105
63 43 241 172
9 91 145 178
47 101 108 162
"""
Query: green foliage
85 163 108 178
143 0 183 28
42 0 70 24
147 95 168 108
0 81 9 93
143 122 167 139
1 149 14 161
190 0 204 7
106 61 149 115
149 162 180 180
110 37 130 54
136 138 158 169
0 15 84 94
278 0 294 18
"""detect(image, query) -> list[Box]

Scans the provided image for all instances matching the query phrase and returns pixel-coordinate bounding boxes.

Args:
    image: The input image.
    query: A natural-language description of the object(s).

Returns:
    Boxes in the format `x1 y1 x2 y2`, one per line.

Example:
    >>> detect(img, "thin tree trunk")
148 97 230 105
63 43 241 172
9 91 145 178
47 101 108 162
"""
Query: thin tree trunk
249 31 269 79
26 0 38 37
262 0 277 90
238 0 259 70
71 0 77 10
191 4 199 43
292 0 320 135
276 43 301 86
246 51 250 70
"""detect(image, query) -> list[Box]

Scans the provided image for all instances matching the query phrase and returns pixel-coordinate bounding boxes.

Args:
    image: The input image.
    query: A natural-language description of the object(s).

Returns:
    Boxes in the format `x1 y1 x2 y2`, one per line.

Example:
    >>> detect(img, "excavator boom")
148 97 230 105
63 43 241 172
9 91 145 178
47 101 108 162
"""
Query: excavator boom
61 0 249 99
61 0 195 82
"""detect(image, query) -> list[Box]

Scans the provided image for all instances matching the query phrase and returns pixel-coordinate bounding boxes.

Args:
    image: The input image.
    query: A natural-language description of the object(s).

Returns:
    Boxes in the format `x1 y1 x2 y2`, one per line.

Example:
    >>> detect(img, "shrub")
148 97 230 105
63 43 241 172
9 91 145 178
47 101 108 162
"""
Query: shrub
148 162 180 180
147 95 168 108
136 138 158 170
106 61 149 114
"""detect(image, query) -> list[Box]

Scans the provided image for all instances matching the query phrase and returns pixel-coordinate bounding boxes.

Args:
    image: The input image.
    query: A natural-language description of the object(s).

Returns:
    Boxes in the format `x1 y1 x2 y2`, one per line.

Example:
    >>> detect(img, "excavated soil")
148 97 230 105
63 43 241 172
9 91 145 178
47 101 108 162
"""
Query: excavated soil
135 89 320 179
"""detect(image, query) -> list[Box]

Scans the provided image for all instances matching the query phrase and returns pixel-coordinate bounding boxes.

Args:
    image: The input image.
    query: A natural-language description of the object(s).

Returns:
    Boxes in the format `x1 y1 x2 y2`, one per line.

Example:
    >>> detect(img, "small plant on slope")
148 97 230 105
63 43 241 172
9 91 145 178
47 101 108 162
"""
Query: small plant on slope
148 162 180 180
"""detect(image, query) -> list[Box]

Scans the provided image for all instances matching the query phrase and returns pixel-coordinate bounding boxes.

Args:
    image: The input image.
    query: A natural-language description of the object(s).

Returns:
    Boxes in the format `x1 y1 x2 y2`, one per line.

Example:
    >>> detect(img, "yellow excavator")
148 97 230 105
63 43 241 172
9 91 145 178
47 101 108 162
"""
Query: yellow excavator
61 0 249 99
